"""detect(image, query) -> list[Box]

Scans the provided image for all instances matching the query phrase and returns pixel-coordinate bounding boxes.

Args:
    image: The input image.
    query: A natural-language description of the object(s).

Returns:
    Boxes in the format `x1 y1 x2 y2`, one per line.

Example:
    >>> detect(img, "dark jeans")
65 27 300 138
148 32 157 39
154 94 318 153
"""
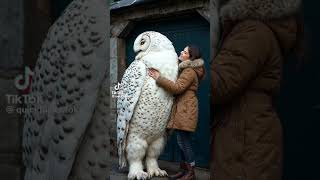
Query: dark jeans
176 130 195 166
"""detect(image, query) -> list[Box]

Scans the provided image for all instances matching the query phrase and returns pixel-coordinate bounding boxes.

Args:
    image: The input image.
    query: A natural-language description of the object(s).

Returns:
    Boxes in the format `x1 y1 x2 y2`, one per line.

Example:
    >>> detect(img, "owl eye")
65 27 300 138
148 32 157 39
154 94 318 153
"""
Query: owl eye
140 39 146 45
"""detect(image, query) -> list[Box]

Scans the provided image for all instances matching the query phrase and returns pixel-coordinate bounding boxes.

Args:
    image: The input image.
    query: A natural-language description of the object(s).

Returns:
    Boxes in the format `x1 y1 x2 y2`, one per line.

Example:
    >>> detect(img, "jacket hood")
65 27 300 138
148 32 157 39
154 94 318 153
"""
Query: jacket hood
220 0 301 54
179 58 205 80
220 0 301 21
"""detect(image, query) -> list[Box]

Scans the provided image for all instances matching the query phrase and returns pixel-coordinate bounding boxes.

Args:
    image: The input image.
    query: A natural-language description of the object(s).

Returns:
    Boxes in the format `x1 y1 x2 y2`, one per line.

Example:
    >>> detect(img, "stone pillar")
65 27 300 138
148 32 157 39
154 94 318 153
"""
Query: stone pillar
110 37 118 157
109 36 127 157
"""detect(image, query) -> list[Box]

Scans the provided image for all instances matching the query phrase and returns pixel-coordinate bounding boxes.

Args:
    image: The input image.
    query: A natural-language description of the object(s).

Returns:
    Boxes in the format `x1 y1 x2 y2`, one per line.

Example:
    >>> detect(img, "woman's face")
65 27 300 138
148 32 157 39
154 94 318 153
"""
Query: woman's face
179 47 190 61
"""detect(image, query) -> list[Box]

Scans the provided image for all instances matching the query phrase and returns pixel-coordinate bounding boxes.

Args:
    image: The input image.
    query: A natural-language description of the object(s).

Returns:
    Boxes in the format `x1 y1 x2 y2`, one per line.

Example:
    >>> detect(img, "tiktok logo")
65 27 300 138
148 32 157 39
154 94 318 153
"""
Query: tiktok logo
114 82 121 91
14 66 34 91
111 82 125 98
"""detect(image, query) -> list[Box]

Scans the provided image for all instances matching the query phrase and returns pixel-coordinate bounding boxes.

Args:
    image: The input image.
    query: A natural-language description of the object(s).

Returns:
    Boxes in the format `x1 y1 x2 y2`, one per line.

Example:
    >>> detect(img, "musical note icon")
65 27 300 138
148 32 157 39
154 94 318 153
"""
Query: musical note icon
114 82 121 91
15 66 34 90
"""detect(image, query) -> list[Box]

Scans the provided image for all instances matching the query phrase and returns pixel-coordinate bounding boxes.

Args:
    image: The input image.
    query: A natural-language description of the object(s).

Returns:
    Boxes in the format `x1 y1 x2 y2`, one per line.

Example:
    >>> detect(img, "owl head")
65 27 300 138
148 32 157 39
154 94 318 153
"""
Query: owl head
133 31 175 60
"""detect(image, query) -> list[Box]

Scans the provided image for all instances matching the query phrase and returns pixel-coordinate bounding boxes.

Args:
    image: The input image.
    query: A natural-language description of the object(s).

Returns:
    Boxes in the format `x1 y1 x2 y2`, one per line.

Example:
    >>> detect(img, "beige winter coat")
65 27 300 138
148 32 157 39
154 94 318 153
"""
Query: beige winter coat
156 59 205 132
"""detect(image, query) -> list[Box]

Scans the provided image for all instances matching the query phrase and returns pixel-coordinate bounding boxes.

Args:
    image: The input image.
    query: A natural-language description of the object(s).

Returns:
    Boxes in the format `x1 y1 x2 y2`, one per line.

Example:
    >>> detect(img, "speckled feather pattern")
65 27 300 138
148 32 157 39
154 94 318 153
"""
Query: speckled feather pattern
116 60 147 168
22 0 108 180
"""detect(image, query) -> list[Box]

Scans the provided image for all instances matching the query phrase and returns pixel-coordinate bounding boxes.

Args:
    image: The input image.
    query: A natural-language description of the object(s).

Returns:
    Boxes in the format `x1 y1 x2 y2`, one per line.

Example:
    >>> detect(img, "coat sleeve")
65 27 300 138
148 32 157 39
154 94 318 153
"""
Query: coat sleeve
156 68 195 95
211 21 273 105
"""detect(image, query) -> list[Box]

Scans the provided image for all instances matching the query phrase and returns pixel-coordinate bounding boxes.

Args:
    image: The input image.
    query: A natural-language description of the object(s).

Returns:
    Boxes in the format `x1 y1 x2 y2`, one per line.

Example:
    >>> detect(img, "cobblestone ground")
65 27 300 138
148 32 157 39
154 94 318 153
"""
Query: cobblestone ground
109 157 210 180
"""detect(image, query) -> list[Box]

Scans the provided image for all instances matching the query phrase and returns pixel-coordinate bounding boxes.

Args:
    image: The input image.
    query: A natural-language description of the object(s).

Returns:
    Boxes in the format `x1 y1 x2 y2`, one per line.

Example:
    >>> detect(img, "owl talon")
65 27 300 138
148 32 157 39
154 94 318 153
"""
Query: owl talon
128 170 149 180
147 168 168 178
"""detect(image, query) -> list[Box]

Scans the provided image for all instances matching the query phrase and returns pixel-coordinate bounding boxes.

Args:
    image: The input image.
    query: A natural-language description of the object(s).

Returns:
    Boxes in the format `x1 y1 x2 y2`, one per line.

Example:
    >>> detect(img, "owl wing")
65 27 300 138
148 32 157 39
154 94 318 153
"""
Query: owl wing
116 60 147 168
22 0 108 179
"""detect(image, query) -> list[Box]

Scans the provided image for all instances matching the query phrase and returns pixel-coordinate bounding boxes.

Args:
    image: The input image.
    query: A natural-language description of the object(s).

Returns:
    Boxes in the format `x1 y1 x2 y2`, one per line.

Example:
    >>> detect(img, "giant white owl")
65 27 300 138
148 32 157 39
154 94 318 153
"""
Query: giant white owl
117 31 178 179
22 0 109 180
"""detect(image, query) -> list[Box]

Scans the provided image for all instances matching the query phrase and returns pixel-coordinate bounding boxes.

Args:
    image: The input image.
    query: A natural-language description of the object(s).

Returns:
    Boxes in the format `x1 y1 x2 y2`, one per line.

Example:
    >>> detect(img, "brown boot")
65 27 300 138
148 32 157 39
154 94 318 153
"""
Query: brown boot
177 163 195 180
169 162 187 179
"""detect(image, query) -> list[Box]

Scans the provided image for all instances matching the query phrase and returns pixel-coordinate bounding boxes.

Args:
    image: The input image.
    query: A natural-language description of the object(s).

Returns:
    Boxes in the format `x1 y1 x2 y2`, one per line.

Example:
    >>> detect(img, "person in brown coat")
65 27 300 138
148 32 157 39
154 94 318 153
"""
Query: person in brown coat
210 0 302 180
148 45 205 180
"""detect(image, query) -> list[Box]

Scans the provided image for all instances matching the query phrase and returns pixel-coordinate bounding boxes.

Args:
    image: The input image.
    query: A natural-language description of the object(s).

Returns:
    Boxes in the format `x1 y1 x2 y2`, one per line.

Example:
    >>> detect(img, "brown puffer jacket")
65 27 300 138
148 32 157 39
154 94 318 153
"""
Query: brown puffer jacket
156 58 205 132
210 0 301 180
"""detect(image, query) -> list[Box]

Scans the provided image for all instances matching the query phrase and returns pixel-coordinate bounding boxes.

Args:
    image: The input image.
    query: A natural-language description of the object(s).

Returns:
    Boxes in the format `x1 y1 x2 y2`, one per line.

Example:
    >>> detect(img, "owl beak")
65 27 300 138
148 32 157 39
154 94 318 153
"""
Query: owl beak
135 49 141 53
135 50 143 60
135 49 142 56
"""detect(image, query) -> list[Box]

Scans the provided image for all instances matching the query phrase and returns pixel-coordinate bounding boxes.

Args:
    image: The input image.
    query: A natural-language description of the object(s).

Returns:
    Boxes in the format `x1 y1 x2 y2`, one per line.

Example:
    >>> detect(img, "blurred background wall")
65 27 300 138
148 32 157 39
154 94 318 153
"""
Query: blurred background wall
0 0 52 179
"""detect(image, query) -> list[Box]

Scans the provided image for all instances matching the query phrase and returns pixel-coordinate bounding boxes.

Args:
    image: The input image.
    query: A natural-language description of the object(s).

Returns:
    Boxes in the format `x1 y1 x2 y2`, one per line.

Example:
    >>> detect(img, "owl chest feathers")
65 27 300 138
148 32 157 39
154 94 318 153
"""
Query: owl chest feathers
130 79 173 141
140 50 178 82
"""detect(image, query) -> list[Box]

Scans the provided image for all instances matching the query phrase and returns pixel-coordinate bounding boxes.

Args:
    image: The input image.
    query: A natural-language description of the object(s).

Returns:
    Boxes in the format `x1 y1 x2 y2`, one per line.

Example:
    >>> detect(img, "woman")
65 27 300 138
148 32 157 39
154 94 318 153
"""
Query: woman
210 0 302 180
148 45 205 180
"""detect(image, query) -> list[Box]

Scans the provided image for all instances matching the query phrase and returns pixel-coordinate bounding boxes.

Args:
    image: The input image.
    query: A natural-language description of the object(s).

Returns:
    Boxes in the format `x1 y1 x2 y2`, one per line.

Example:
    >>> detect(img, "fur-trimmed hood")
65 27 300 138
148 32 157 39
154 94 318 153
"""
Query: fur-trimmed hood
179 58 205 80
220 0 301 21
219 0 301 54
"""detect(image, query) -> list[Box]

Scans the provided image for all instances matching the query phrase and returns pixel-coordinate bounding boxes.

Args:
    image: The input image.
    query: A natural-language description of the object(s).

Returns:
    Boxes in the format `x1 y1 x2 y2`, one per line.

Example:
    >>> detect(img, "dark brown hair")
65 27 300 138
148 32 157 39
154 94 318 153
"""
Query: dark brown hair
187 45 202 61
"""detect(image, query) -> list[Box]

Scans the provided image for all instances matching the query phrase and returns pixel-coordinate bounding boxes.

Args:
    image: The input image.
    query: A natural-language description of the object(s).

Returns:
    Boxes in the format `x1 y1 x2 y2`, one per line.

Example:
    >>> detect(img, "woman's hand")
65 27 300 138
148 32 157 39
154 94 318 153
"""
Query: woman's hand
148 68 160 80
